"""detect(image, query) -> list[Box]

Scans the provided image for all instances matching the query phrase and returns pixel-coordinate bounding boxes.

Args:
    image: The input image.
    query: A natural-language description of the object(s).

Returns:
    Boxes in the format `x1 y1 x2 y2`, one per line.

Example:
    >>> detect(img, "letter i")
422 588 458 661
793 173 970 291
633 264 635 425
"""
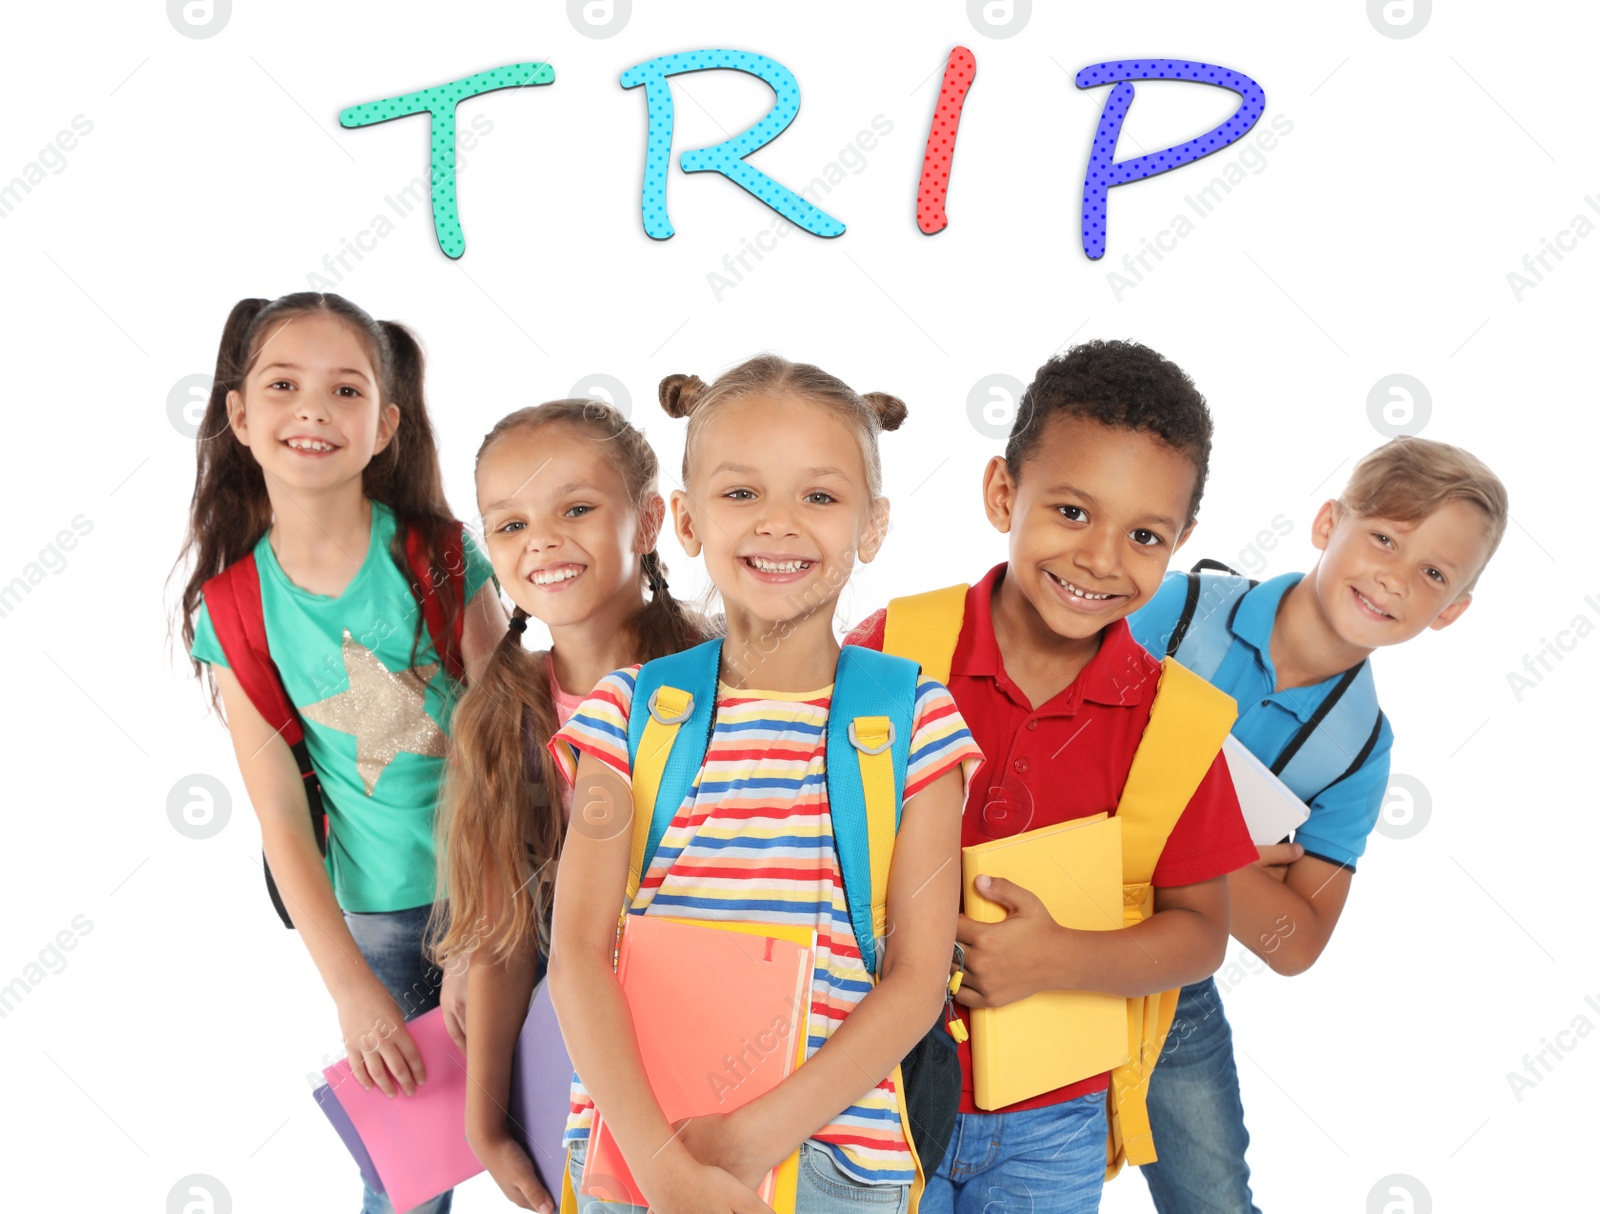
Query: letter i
917 47 977 235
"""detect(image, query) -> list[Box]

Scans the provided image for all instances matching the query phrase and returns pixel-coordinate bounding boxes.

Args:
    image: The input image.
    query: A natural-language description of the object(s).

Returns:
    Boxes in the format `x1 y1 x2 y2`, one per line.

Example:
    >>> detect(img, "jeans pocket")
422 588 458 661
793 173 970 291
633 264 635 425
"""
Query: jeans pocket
566 1141 650 1214
797 1143 908 1211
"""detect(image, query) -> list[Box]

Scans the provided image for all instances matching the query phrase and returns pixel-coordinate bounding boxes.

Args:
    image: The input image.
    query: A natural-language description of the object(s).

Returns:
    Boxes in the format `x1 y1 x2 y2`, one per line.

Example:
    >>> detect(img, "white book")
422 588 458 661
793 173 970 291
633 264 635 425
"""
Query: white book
1221 734 1311 846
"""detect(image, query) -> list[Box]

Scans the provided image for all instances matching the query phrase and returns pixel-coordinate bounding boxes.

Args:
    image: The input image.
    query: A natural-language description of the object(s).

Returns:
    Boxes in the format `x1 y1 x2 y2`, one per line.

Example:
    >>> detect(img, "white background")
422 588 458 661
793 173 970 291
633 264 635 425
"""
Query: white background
1 1 1591 1210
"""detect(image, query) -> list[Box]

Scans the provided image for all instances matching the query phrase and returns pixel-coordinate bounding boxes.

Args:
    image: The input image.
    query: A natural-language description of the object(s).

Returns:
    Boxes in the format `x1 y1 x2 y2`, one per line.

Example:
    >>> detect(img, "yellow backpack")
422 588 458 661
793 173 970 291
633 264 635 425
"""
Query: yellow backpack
880 584 1237 1178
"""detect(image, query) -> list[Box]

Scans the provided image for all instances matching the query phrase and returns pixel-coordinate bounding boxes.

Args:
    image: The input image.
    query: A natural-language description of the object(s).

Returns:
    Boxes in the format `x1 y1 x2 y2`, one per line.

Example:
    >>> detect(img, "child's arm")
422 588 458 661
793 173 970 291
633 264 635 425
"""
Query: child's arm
679 765 965 1190
548 753 772 1214
460 580 509 683
957 873 1230 1004
463 919 552 1212
1226 719 1391 975
439 954 468 1049
211 665 429 1097
1225 847 1352 976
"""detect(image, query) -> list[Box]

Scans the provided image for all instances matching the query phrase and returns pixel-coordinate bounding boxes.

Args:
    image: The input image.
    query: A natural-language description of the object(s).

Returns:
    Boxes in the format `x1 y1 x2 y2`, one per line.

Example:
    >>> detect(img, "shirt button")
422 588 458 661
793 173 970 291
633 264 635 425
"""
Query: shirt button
1026 720 1039 731
1014 758 1029 773
1260 699 1270 708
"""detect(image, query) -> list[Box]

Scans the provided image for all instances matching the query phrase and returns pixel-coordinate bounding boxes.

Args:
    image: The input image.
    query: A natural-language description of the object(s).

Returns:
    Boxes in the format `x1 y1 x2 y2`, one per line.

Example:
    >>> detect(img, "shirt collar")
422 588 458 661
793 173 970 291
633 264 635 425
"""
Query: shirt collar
954 562 1150 709
1230 571 1305 653
1231 570 1364 722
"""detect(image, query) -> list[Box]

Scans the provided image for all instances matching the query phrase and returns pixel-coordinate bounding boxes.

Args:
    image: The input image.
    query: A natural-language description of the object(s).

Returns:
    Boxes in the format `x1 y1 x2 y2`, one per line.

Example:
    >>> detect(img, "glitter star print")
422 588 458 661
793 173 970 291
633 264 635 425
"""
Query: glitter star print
302 630 449 795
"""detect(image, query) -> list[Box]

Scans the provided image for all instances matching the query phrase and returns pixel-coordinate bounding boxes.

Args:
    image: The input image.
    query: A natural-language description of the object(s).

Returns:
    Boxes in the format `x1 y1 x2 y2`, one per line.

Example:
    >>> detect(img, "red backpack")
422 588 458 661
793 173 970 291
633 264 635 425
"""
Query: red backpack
201 522 468 928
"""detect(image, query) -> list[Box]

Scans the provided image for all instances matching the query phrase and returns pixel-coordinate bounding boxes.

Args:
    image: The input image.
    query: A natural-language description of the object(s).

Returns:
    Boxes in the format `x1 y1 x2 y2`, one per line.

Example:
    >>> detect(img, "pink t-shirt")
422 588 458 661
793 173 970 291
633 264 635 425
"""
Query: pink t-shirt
547 652 585 820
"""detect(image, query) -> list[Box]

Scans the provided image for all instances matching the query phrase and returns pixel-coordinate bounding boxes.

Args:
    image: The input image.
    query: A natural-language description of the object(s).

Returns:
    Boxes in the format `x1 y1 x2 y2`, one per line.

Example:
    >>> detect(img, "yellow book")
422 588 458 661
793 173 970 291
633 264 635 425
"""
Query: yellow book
962 814 1132 1110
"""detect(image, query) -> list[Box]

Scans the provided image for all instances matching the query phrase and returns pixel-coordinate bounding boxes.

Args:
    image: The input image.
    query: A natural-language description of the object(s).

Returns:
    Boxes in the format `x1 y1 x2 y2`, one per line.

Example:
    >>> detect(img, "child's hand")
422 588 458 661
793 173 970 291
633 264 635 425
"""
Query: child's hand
675 1110 773 1193
1254 841 1304 883
643 1153 775 1214
335 981 426 1097
473 1132 554 1212
440 954 468 1051
955 875 1063 1008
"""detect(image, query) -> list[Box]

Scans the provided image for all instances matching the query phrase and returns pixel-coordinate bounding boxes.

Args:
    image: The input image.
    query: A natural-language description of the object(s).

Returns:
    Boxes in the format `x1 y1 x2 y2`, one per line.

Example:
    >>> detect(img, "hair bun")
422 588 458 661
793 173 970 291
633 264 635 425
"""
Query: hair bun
659 373 707 419
862 391 907 433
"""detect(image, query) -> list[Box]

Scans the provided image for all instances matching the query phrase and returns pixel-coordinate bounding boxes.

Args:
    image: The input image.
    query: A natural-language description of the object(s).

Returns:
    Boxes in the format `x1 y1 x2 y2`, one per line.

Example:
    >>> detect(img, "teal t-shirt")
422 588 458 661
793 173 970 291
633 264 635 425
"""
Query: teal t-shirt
191 501 495 912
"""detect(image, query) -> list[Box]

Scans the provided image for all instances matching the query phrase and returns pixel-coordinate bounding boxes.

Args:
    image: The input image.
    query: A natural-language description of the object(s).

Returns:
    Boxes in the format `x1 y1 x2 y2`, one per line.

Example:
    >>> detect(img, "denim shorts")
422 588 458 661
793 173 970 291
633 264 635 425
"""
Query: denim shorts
567 1138 909 1214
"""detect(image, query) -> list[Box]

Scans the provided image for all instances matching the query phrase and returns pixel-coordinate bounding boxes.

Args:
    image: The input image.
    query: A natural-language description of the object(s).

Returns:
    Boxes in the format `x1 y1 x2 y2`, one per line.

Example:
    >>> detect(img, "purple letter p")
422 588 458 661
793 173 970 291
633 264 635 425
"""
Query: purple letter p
1077 60 1265 260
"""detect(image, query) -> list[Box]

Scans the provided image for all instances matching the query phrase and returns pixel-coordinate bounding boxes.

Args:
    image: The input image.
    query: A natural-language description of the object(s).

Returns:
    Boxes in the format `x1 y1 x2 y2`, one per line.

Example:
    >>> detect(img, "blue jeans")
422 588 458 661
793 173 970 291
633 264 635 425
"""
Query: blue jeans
1138 977 1259 1214
919 1093 1107 1213
566 1139 908 1214
345 904 453 1214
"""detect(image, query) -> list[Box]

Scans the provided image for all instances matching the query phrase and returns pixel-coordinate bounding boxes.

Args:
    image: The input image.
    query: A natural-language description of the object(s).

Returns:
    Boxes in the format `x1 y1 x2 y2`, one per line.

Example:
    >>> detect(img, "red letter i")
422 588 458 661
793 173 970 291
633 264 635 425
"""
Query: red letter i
917 47 977 235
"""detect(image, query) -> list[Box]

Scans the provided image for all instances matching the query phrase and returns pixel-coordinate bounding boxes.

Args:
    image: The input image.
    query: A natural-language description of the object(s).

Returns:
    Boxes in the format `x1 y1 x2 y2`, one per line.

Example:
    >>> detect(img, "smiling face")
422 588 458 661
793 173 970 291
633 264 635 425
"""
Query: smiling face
226 312 398 492
1307 497 1492 647
477 421 660 630
671 393 887 630
985 413 1198 643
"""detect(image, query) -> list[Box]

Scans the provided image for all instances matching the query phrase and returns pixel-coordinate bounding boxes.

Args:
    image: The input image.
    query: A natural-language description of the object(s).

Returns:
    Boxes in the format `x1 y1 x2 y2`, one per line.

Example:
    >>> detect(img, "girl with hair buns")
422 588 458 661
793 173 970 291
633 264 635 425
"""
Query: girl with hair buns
176 292 507 1214
549 354 983 1214
436 399 705 1212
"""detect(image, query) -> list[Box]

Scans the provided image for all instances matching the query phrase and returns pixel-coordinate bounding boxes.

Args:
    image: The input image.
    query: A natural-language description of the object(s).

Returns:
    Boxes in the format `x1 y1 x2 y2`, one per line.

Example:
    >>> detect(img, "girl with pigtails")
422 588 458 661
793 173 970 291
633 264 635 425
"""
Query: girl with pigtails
176 292 506 1214
549 356 983 1214
433 399 707 1211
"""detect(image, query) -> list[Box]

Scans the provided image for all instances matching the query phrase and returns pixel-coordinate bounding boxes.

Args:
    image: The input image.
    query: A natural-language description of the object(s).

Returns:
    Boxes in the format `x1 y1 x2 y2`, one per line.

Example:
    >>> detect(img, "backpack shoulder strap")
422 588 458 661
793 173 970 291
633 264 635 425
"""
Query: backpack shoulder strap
403 520 467 684
882 584 969 684
202 553 326 929
1106 656 1238 1175
623 639 723 906
1167 569 1256 681
202 554 304 746
1190 558 1245 576
1275 658 1384 802
826 645 918 977
1272 664 1358 776
1116 656 1239 885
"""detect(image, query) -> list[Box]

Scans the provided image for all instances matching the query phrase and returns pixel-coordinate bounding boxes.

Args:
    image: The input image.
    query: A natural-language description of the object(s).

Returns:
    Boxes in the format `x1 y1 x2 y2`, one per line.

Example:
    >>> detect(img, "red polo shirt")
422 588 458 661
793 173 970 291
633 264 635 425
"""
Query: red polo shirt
846 562 1255 1112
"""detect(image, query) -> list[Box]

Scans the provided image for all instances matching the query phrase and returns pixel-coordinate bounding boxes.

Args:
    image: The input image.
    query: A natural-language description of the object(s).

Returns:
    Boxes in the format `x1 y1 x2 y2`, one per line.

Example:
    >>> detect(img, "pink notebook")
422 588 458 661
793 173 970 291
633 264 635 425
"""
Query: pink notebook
322 1007 483 1212
582 915 814 1206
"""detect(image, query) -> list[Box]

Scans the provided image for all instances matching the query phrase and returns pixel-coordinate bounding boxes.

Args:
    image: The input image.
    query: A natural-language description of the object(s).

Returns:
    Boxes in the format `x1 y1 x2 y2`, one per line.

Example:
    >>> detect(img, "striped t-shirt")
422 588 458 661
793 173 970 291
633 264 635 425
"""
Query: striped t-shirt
550 663 983 1185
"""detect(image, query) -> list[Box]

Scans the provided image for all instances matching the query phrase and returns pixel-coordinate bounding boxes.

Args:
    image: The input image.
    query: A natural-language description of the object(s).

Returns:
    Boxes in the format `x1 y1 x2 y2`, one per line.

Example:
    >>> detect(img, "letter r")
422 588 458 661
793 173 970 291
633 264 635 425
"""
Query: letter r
621 49 845 240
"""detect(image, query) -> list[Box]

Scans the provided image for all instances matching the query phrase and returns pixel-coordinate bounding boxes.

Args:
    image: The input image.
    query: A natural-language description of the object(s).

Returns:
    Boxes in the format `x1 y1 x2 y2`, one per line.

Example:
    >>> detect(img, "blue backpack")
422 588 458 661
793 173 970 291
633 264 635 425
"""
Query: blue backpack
614 637 960 1208
1166 560 1386 806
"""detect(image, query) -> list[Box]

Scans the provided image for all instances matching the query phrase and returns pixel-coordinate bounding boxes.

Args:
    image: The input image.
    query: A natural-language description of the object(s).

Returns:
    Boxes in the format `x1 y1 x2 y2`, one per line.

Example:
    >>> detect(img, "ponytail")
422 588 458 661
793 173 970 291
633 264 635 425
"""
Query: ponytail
173 297 274 711
364 320 461 683
432 607 564 967
636 549 703 663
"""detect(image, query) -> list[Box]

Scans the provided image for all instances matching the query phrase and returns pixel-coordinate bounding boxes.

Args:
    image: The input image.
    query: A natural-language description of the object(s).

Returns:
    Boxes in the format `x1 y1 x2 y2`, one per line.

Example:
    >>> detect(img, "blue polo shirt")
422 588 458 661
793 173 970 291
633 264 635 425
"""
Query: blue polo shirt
1127 570 1394 870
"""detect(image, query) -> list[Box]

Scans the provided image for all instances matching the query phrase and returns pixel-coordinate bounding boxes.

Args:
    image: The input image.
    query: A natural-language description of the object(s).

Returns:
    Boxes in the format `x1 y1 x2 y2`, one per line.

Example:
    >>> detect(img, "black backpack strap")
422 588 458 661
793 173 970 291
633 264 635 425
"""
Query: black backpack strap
1271 664 1360 777
1307 711 1386 804
1169 561 1262 658
1166 572 1203 658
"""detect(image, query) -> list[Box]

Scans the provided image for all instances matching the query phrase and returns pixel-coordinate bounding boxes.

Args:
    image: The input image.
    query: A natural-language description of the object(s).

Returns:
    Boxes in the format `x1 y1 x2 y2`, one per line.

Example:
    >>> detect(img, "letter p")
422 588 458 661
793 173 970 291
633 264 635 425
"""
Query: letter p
1075 59 1266 259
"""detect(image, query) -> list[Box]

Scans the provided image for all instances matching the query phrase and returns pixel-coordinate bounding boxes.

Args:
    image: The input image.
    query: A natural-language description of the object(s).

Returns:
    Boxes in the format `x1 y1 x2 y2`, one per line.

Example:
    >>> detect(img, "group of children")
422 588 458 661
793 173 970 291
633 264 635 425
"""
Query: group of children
177 292 1509 1214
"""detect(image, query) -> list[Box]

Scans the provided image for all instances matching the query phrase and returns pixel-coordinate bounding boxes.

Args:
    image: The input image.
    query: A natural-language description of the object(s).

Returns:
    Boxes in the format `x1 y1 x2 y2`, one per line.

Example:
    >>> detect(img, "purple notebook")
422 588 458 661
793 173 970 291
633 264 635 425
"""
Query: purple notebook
508 978 575 1193
313 1079 383 1194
